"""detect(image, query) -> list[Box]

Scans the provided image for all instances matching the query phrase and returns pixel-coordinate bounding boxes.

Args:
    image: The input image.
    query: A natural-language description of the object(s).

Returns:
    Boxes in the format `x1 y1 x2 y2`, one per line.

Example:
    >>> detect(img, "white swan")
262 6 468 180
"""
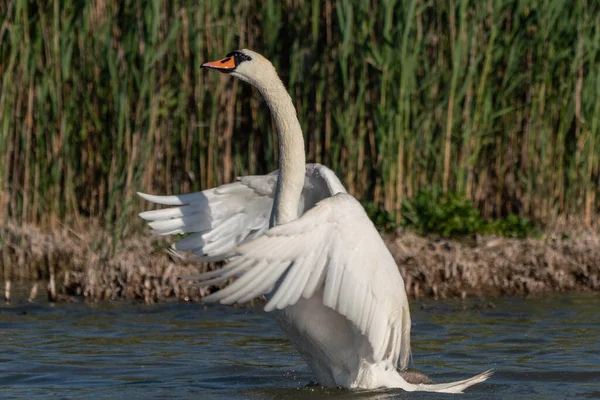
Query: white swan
138 49 492 392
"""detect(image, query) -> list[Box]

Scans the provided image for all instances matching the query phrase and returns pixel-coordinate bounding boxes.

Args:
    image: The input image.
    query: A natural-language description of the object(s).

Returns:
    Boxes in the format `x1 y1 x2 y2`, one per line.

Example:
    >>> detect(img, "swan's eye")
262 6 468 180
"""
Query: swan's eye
237 53 252 62
225 51 253 66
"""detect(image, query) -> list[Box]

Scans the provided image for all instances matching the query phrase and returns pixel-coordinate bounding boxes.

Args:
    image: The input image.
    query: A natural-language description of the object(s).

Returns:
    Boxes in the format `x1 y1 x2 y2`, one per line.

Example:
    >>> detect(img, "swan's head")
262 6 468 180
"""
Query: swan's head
201 49 277 87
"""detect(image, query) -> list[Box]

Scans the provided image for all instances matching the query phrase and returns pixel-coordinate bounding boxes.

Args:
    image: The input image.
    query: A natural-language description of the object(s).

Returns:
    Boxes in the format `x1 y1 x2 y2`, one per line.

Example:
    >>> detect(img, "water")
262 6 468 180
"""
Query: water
1 288 599 399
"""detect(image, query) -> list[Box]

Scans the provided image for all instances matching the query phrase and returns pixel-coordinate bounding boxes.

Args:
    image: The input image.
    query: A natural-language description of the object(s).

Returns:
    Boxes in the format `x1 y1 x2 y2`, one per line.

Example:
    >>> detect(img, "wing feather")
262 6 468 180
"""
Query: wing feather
184 257 254 287
265 259 305 311
147 212 212 235
211 260 271 304
301 251 328 300
358 286 371 333
138 175 276 257
235 262 290 303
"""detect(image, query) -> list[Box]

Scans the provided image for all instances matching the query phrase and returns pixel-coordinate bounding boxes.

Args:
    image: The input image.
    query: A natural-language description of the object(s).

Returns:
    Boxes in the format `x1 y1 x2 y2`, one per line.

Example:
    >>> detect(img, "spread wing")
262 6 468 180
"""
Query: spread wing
186 193 411 368
138 173 277 259
138 164 346 259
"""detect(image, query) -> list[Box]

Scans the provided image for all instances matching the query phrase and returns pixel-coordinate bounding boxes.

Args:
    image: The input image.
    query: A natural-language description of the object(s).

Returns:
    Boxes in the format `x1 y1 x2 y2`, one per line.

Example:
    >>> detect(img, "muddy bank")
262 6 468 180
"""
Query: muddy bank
1 223 599 303
0 223 212 304
389 232 600 299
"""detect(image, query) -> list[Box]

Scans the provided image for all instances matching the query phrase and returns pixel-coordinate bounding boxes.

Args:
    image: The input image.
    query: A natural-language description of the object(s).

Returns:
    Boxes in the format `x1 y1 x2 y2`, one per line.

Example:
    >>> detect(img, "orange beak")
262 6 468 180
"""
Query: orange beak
201 56 236 72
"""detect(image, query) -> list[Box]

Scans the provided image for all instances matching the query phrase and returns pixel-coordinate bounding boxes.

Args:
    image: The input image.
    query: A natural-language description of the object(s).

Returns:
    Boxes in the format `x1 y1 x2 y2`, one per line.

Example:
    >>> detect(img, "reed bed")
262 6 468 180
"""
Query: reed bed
0 0 599 238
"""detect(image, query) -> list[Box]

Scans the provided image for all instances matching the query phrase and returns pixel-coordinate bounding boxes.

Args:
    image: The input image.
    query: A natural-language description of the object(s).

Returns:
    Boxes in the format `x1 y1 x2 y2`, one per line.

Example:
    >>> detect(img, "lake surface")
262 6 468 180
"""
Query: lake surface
1 287 599 399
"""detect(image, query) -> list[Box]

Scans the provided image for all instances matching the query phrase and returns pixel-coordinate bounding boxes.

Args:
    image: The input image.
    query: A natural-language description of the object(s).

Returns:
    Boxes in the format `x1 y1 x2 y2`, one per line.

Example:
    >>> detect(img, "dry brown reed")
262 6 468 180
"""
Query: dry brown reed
2 223 598 303
393 232 600 299
1 222 212 303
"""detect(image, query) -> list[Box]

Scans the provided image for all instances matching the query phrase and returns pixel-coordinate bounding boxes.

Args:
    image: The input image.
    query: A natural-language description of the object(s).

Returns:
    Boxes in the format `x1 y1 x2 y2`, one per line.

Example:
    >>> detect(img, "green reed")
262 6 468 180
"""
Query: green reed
0 0 598 236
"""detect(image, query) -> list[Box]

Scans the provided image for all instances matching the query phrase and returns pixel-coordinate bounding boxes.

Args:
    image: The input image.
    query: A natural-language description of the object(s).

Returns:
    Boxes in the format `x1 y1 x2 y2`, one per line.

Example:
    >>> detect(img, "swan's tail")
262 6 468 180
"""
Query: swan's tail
409 369 493 393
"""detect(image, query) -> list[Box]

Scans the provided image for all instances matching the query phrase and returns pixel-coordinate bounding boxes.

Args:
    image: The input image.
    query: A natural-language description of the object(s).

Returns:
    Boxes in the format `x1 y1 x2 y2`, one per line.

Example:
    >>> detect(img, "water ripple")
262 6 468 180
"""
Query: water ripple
1 292 599 399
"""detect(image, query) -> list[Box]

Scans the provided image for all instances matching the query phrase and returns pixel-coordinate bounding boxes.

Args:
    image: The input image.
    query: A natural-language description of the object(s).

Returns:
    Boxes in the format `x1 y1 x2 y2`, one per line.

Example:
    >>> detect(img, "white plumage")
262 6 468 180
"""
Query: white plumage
139 49 492 392
139 164 345 260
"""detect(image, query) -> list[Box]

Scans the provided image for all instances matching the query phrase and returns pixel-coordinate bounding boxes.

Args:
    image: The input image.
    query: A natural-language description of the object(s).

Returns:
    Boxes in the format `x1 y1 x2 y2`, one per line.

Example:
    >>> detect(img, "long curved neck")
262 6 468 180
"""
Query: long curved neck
256 77 305 228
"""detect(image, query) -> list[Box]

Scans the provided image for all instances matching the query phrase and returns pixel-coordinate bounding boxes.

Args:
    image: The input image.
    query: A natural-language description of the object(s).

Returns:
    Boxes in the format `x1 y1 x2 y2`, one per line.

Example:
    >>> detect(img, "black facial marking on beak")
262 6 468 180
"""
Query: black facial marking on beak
226 51 253 65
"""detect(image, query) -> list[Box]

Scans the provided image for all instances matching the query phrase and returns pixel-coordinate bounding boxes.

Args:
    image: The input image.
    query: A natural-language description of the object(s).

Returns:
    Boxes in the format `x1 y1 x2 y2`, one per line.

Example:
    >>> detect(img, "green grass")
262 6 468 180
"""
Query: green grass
0 0 599 237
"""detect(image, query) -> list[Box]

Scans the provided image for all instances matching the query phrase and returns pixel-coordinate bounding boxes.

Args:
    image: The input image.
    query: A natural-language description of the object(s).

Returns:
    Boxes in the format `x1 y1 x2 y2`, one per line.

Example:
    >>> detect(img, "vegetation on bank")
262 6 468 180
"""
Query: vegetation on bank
365 190 536 237
1 223 598 303
0 0 599 239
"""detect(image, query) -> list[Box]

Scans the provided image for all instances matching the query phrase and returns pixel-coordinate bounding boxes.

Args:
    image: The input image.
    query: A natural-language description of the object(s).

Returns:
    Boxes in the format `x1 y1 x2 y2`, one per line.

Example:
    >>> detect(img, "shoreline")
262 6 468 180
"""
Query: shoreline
1 223 599 303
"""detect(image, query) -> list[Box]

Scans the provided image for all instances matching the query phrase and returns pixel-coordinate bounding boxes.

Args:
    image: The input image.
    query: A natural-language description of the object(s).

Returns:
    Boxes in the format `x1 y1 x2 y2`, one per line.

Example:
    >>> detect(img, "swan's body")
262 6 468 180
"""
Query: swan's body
138 49 491 392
